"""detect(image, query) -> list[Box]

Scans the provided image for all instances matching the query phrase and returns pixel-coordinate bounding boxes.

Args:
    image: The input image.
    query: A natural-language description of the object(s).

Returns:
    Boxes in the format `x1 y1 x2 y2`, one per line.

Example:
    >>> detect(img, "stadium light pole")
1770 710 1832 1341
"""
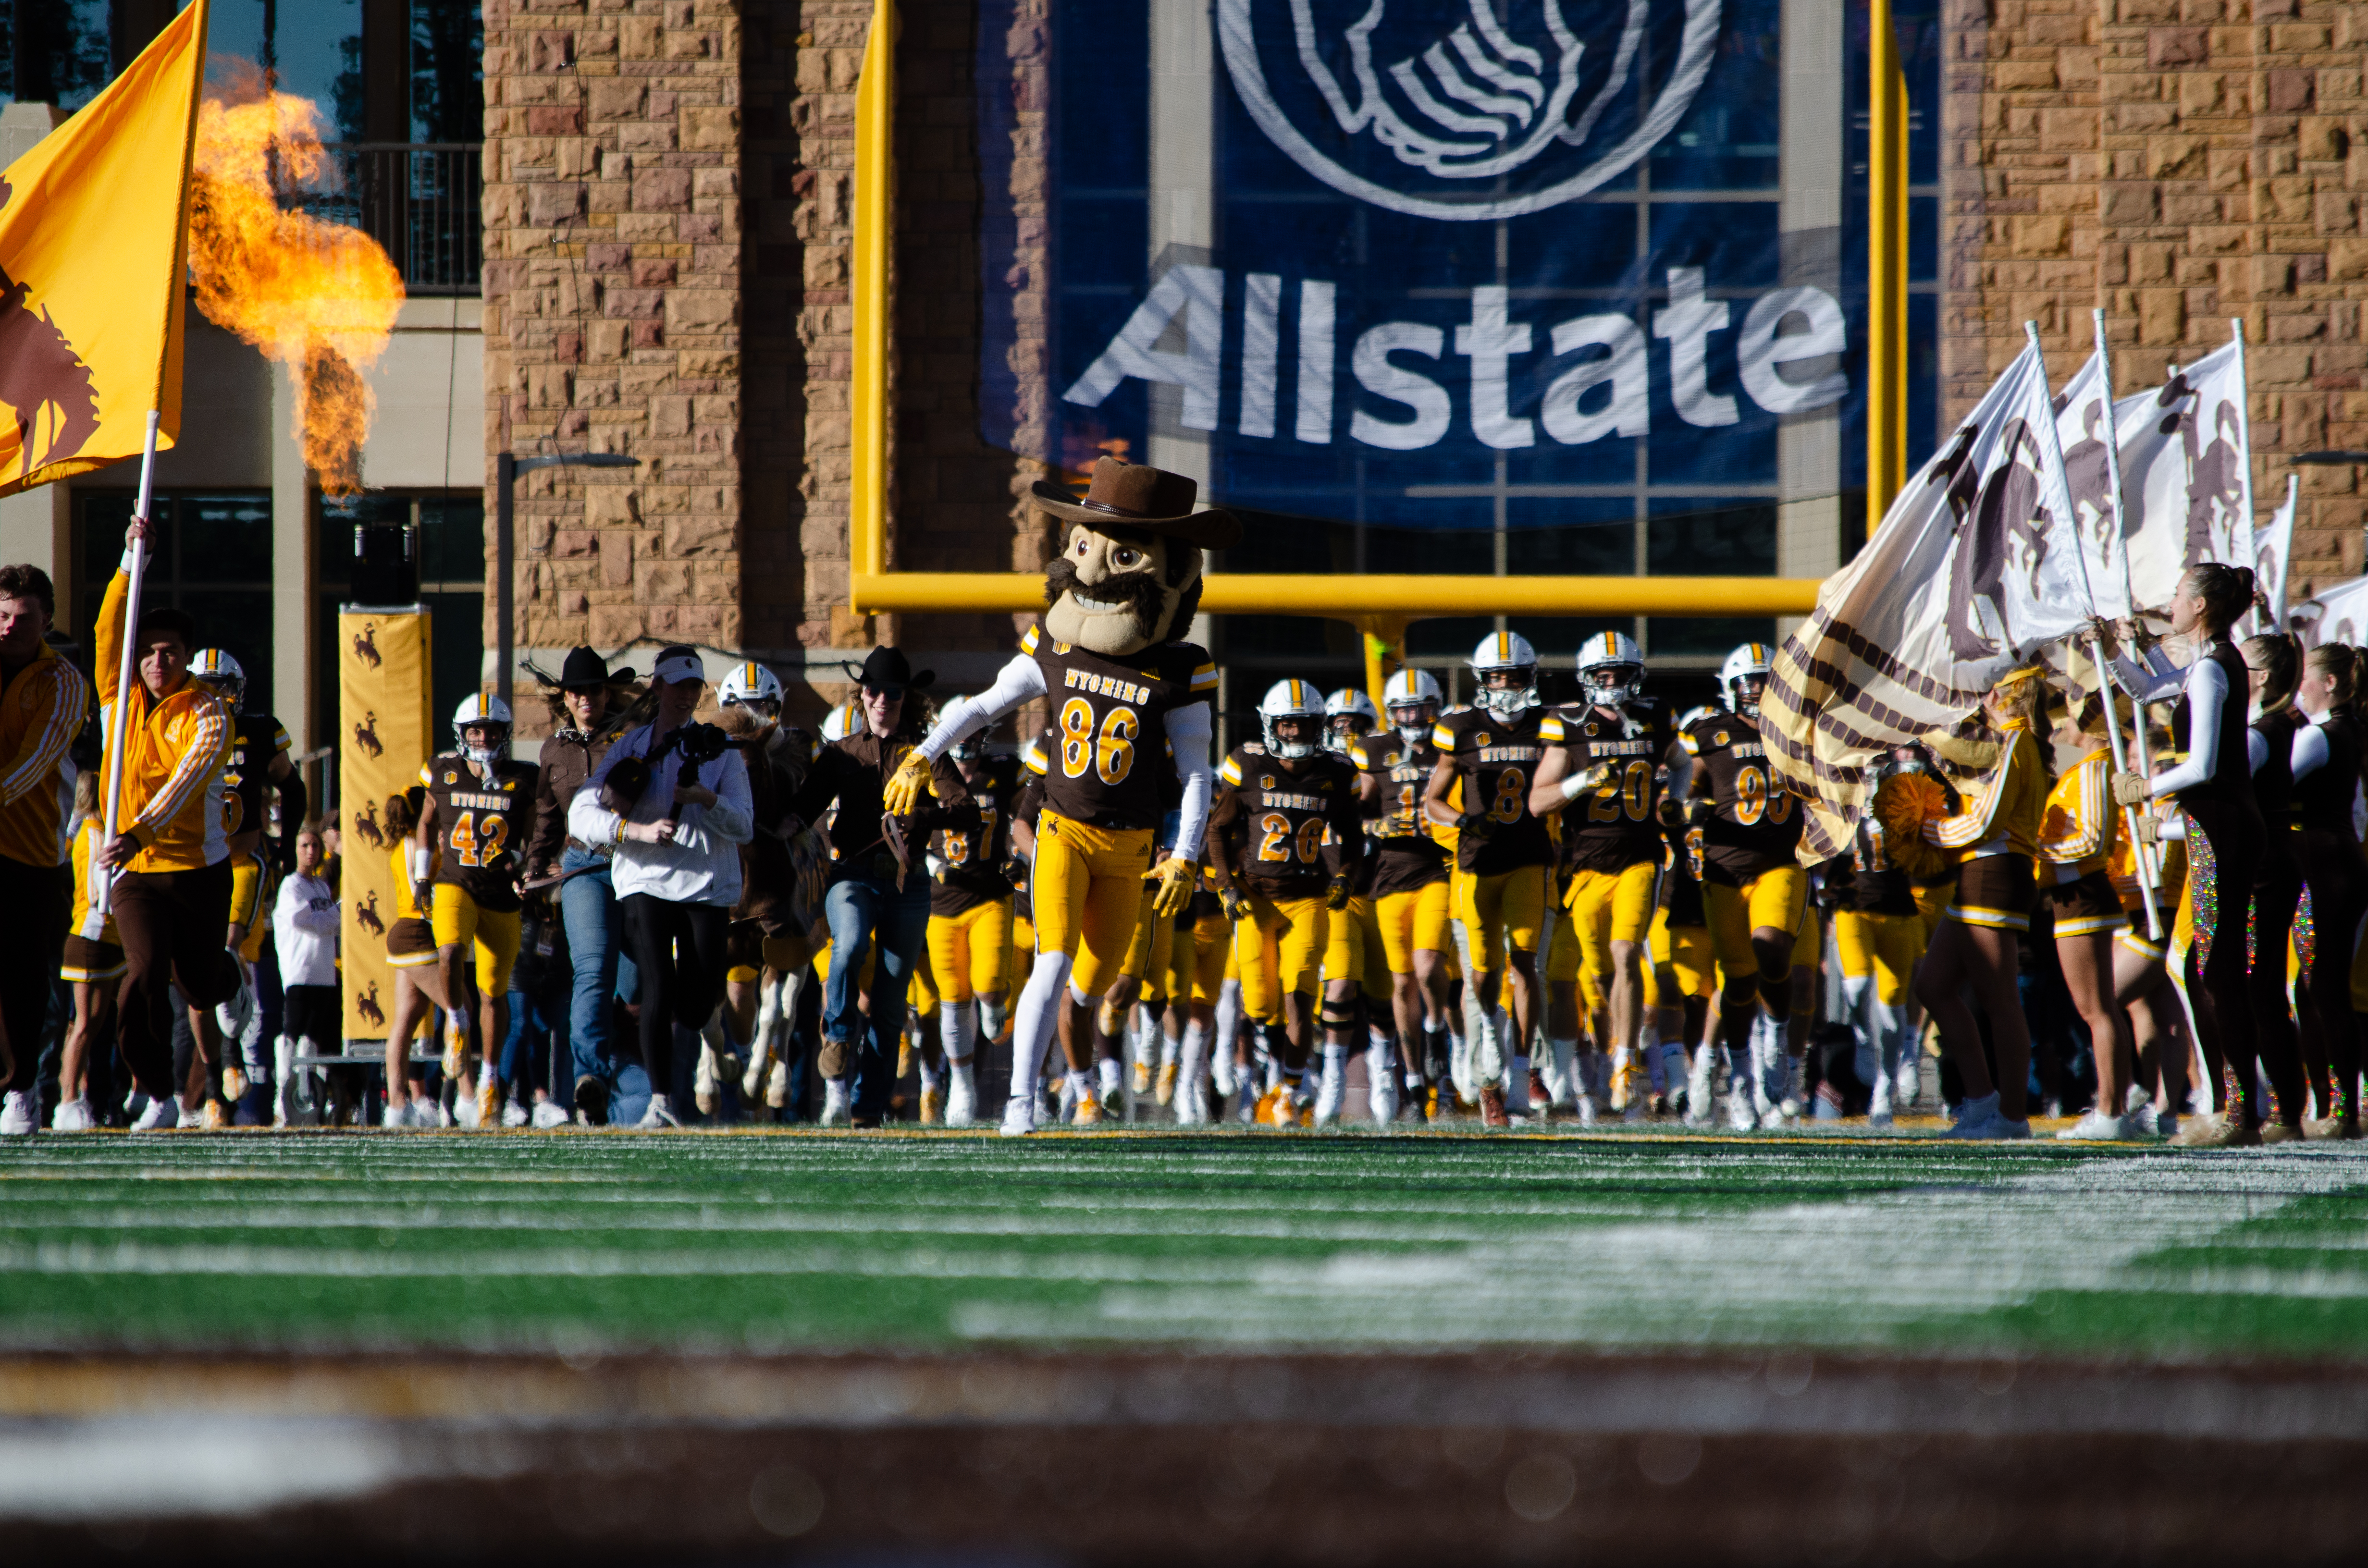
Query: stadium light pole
495 450 641 719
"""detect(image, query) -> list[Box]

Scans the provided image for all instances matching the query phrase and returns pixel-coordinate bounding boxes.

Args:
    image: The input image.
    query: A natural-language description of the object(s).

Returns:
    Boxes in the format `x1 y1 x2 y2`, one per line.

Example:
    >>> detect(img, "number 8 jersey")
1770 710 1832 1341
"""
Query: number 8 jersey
1679 708 1801 882
1431 706 1553 875
1021 623 1215 832
422 753 539 914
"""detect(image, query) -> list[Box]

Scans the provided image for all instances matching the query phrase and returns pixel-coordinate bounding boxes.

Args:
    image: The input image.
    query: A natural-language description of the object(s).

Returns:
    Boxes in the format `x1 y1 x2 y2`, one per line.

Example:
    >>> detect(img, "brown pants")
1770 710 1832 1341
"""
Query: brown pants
0 855 70 1093
113 857 236 1100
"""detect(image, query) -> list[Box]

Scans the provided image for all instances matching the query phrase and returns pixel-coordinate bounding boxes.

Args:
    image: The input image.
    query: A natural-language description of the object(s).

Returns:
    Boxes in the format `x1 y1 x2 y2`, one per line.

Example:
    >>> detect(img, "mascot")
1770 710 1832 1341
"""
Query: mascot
887 457 1239 1134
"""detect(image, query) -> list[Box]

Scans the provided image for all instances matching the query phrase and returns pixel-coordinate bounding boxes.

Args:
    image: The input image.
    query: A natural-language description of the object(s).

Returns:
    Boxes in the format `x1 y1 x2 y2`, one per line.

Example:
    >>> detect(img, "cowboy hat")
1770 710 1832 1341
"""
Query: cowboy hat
557 645 636 690
1029 456 1242 551
841 645 936 692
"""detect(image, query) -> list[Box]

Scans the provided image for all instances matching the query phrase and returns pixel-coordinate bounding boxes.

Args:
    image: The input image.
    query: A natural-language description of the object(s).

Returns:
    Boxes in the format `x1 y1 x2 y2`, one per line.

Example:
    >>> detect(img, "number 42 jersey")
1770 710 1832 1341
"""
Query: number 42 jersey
422 754 539 914
1022 623 1214 832
1679 709 1801 882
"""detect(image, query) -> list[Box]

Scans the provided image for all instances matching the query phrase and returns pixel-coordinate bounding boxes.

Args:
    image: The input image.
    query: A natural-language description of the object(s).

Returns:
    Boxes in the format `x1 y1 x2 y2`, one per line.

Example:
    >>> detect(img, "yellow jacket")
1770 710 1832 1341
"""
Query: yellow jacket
96 559 230 872
1923 725 2045 864
69 816 119 944
0 638 86 870
2037 747 2114 875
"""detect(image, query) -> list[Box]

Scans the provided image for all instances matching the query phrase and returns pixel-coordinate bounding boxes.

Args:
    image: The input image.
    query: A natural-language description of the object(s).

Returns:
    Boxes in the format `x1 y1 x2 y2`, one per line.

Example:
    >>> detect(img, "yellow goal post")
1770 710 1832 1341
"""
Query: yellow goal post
846 0 1824 698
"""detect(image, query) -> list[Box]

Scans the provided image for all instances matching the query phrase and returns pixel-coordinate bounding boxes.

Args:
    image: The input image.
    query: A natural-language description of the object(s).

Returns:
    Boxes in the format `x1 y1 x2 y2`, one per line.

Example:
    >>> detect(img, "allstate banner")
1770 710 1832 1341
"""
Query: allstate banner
980 0 1859 536
339 607 433 1042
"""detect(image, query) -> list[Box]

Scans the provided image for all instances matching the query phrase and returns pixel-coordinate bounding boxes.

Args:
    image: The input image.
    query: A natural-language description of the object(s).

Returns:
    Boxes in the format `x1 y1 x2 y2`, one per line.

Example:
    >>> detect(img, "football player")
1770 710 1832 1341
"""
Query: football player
1353 668 1455 1120
1206 680 1364 1127
1674 644 1805 1129
924 722 1022 1127
713 660 817 1118
412 693 539 1129
1655 719 1722 1125
1320 686 1395 1121
1530 632 1675 1120
1422 633 1554 1127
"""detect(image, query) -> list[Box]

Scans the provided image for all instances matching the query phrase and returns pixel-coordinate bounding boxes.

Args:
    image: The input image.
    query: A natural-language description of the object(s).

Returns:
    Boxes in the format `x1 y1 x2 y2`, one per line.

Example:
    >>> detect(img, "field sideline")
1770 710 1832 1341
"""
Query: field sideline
6 1130 2367 1361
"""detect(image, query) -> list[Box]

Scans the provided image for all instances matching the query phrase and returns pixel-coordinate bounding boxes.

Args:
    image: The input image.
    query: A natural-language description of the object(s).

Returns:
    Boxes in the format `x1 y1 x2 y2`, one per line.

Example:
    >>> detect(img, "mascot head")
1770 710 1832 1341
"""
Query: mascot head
1034 457 1242 657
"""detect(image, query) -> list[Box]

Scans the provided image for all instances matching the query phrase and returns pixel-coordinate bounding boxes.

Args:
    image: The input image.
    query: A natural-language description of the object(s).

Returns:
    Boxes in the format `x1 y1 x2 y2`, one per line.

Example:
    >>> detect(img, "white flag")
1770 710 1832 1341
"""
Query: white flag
2254 473 2297 630
1768 340 2091 860
2052 351 2133 620
2114 336 2249 612
2297 574 2368 649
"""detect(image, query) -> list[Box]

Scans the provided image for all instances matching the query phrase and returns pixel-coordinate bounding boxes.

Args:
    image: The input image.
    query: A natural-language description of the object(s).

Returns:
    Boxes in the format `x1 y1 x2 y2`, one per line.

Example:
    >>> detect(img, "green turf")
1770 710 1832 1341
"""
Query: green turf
5 1130 2368 1360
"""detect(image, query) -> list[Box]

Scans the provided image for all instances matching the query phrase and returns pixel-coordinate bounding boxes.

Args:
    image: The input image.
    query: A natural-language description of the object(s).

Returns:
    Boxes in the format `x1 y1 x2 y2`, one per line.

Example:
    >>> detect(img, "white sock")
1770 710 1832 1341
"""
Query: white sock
1321 1042 1347 1082
1097 1057 1122 1097
1160 1026 1181 1067
1549 1036 1579 1101
822 1078 850 1115
940 1001 975 1065
917 1054 943 1091
1009 950 1073 1108
1215 980 1241 1068
979 996 1008 1043
1179 1020 1208 1088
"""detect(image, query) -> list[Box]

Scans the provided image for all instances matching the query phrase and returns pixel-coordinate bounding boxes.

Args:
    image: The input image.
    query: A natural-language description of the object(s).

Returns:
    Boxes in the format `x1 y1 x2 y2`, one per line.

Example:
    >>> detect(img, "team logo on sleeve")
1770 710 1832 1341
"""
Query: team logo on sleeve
1217 0 1721 220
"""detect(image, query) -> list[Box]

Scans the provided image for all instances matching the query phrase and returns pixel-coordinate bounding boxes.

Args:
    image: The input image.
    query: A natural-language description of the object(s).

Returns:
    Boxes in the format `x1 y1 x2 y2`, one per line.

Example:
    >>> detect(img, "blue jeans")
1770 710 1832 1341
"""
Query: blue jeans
558 847 646 1115
823 868 932 1121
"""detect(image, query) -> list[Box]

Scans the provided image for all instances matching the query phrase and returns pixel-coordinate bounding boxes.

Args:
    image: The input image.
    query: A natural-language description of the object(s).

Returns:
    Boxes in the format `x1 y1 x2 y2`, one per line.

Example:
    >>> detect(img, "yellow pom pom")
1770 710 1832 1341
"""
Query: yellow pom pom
1870 772 1955 882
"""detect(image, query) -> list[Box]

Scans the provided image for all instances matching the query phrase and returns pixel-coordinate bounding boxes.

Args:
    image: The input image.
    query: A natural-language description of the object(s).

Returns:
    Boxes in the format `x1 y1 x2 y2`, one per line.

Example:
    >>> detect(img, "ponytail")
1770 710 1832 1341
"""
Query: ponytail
2241 634 2299 717
2185 563 2257 631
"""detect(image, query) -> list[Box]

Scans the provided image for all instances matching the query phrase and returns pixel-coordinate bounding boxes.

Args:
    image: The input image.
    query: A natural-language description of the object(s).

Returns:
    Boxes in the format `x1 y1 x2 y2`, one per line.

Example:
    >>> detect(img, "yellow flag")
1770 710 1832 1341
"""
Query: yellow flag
0 0 207 497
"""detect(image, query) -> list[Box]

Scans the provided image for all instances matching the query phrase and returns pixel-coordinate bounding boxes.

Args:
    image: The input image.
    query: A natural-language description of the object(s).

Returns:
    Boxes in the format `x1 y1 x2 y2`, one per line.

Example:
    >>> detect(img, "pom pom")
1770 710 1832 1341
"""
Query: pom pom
1870 772 1955 882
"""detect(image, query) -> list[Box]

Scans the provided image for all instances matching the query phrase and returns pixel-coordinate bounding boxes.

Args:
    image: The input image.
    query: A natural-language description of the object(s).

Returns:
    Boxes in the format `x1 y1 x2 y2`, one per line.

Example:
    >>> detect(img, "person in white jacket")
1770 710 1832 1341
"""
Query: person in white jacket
569 646 753 1127
271 821 339 1127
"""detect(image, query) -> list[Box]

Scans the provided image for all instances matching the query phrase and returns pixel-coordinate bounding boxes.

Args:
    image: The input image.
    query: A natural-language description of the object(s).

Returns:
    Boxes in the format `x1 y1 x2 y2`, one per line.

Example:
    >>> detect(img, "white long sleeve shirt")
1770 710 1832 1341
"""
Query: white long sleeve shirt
2114 642 2229 800
569 722 754 905
272 870 339 988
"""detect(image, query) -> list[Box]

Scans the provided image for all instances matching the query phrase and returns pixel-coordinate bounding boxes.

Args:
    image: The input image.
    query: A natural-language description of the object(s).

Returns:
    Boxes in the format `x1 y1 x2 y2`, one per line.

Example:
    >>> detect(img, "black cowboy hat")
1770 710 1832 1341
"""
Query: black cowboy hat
1029 455 1242 551
841 645 935 693
557 645 637 690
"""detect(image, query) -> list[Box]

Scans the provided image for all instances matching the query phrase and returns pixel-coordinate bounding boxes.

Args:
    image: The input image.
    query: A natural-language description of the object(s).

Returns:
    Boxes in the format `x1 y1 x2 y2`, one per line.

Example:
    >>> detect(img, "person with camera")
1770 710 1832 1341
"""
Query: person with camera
569 646 753 1127
524 646 641 1124
786 647 972 1127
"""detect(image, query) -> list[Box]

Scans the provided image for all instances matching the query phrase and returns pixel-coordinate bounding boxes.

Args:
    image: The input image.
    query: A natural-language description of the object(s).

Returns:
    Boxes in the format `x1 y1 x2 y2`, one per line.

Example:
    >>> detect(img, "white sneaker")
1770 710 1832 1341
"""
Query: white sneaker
1368 1053 1397 1125
0 1090 35 1135
1312 1060 1345 1127
1684 1050 1715 1127
452 1079 481 1129
638 1092 682 1128
694 1040 721 1116
1895 1058 1922 1109
51 1097 94 1132
945 1062 977 1127
501 1097 530 1128
2057 1109 2133 1141
214 964 255 1041
382 1099 419 1130
131 1096 182 1131
531 1099 569 1129
819 1078 851 1127
999 1095 1036 1137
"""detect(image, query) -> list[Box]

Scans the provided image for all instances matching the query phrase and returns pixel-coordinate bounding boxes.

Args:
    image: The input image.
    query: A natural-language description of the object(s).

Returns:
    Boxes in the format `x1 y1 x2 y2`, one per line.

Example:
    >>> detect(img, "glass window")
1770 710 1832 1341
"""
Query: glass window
2 0 112 111
319 491 483 744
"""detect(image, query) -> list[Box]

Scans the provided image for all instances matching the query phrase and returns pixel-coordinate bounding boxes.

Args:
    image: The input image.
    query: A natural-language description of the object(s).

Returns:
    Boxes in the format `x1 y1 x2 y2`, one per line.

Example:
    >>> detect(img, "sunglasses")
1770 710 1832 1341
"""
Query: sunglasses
863 684 905 701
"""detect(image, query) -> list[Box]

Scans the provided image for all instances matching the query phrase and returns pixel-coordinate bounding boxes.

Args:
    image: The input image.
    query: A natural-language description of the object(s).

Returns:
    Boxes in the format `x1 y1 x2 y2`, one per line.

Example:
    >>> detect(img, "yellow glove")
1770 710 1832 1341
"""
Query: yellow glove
1150 855 1197 918
881 747 936 816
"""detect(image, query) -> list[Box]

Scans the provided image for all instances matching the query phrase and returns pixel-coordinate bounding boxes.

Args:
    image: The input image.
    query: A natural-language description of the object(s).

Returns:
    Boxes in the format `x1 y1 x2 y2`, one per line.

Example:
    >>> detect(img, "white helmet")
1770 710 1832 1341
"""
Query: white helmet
820 697 861 744
717 660 784 711
1258 678 1325 760
1576 630 1645 710
1322 687 1379 754
1720 643 1773 717
948 697 997 761
1468 630 1539 718
453 691 512 766
1382 667 1443 742
189 649 245 711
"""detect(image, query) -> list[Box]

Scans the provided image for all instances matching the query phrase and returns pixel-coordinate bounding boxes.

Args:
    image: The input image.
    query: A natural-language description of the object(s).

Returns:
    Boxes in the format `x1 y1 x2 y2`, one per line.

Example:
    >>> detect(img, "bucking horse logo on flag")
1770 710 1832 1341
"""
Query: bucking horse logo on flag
0 176 100 483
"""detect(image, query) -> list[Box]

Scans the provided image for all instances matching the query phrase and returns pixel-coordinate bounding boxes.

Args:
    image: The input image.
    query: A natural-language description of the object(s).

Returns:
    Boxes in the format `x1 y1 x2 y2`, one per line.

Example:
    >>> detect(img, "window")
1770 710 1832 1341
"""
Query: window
318 492 484 748
76 492 275 718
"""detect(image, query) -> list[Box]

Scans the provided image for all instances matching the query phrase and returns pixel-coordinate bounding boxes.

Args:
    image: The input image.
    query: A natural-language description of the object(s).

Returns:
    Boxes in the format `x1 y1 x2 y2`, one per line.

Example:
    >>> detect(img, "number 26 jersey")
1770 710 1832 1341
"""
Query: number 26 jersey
1679 710 1801 882
1022 623 1215 833
422 754 539 914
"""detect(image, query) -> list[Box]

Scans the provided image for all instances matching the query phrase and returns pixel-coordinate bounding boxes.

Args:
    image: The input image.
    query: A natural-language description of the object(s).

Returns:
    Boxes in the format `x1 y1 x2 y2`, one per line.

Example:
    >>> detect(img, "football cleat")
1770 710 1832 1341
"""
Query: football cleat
130 1096 181 1132
946 1063 977 1127
999 1096 1036 1137
1156 1061 1180 1106
501 1098 530 1129
1075 1090 1104 1127
1478 1084 1510 1129
919 1087 944 1126
638 1093 683 1129
1132 1057 1153 1098
1261 1088 1299 1129
199 1098 228 1132
477 1074 502 1130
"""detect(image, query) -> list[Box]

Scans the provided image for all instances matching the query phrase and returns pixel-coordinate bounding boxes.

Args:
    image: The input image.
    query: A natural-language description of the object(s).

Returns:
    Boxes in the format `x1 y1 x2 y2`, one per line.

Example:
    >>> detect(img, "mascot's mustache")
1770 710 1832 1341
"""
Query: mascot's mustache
1045 557 1168 640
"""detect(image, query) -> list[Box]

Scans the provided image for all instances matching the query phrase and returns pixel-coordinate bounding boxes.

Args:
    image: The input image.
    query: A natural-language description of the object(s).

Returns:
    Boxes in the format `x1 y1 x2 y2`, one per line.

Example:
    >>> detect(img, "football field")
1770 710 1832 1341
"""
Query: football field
7 1127 2368 1359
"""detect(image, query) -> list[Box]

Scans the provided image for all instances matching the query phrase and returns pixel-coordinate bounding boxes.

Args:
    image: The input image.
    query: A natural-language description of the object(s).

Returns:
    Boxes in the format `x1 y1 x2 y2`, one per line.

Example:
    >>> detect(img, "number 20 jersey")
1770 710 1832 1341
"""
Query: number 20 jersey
1539 699 1672 874
1022 623 1215 833
1679 710 1801 882
422 754 539 913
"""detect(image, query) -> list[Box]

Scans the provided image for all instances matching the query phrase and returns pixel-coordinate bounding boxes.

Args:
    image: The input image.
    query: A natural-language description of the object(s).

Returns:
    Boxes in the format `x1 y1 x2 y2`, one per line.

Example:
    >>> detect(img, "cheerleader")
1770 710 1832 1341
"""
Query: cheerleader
2290 643 2365 1138
2239 634 2308 1139
2109 564 2266 1148
1912 667 2049 1139
2041 688 2138 1139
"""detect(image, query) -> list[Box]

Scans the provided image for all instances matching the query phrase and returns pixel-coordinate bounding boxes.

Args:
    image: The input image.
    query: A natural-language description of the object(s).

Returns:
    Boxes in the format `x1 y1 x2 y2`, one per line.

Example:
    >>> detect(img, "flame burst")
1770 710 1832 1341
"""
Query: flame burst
187 72 404 496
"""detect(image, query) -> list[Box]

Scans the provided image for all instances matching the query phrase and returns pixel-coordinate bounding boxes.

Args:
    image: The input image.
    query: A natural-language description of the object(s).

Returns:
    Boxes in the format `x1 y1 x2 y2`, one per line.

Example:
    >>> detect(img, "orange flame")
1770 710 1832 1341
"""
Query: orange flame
186 69 404 496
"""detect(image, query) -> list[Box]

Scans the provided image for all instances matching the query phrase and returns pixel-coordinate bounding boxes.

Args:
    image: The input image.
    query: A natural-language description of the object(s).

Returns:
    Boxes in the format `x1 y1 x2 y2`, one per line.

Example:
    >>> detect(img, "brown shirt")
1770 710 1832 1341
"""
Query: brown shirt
527 718 626 881
789 728 974 874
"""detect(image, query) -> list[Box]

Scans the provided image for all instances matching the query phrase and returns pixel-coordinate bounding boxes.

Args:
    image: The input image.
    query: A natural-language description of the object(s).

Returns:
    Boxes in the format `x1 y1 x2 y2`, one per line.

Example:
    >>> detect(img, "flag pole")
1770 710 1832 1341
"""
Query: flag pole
96 410 163 918
2090 310 2164 939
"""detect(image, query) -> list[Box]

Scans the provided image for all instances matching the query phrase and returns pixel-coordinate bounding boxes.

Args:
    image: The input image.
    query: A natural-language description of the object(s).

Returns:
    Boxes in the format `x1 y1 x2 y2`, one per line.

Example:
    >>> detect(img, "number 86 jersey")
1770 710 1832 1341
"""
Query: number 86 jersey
422 754 540 914
1022 624 1215 833
1679 709 1801 882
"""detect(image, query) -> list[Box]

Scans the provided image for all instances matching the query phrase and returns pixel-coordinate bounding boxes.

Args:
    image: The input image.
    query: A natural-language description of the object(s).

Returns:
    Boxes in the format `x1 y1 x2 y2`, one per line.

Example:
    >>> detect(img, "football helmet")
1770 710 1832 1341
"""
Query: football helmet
820 698 861 744
949 698 996 763
1322 687 1378 754
1719 643 1773 718
452 692 512 766
1258 679 1324 760
1382 667 1443 744
716 660 784 712
1576 630 1645 710
189 649 245 712
1468 631 1539 718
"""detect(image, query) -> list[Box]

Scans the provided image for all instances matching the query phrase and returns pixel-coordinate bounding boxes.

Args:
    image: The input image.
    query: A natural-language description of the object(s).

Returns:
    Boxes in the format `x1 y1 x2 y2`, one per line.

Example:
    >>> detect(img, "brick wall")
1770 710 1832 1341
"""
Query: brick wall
1945 0 2368 597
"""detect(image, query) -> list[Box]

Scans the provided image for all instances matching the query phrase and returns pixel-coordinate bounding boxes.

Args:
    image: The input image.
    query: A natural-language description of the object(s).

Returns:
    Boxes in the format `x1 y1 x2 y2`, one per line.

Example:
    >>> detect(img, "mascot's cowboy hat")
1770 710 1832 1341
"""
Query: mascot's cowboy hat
841 645 935 693
1030 456 1242 551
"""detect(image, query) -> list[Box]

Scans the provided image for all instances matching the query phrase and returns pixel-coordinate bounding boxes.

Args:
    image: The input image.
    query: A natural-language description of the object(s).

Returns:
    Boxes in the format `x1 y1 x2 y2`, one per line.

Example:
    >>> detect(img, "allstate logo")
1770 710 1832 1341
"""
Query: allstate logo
1217 0 1722 220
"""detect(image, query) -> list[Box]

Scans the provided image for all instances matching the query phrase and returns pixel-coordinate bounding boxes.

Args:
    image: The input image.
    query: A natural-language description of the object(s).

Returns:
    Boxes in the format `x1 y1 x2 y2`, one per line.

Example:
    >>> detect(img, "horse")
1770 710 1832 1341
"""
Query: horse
353 890 385 939
353 711 384 760
352 622 382 670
